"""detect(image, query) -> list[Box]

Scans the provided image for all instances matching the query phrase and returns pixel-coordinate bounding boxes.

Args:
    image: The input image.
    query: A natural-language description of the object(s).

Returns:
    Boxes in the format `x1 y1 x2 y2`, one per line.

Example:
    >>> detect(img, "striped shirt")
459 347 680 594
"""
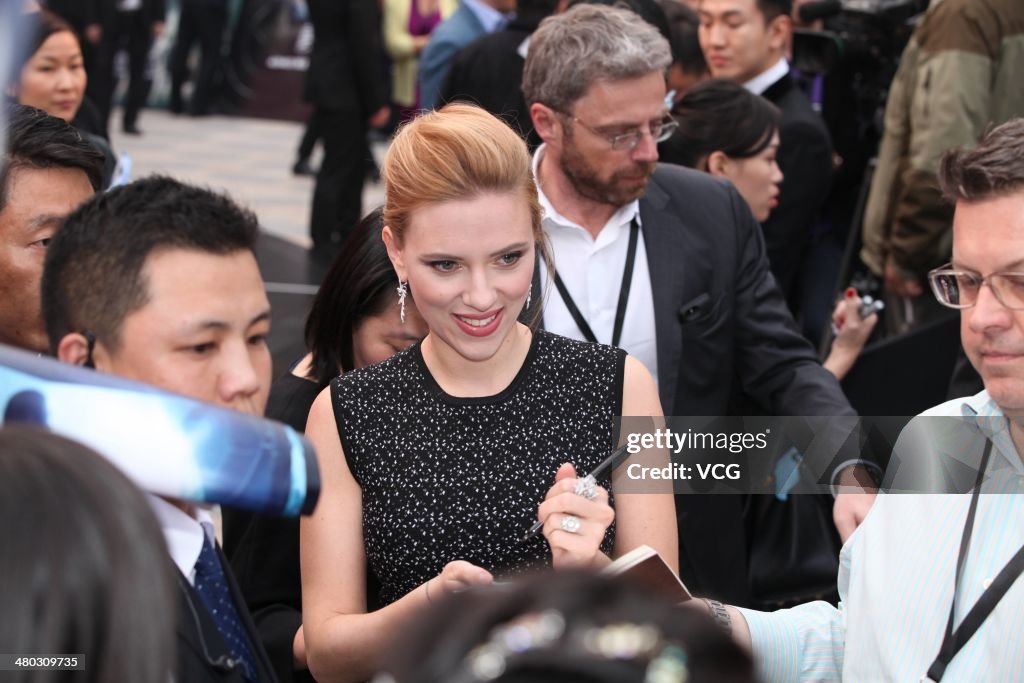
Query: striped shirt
739 391 1024 681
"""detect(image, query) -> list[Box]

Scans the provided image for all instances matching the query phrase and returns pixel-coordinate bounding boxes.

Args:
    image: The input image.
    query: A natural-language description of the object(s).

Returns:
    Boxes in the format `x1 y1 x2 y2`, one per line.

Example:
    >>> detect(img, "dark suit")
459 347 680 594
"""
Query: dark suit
760 71 834 314
169 0 229 116
305 0 388 258
440 13 545 148
93 0 167 129
224 374 382 682
223 375 319 683
175 545 278 682
418 2 488 110
529 163 855 605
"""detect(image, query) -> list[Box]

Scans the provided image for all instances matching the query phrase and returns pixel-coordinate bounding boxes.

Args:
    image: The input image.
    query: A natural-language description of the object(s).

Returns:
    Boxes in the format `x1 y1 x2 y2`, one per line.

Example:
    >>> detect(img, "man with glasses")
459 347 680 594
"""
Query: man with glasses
522 4 868 608
697 118 1024 681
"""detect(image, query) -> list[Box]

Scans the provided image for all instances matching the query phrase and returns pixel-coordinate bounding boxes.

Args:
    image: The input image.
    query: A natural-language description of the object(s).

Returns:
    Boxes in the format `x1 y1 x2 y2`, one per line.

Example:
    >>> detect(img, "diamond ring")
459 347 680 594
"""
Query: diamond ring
561 514 582 534
574 475 598 500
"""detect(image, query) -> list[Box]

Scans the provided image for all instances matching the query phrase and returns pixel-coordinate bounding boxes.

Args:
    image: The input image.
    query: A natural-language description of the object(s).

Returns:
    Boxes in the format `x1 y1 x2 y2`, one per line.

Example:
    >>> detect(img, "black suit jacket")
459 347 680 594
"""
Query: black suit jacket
305 0 388 115
111 0 166 27
175 544 279 683
760 71 834 309
41 0 102 29
440 13 546 148
50 0 167 31
644 164 854 604
529 164 855 604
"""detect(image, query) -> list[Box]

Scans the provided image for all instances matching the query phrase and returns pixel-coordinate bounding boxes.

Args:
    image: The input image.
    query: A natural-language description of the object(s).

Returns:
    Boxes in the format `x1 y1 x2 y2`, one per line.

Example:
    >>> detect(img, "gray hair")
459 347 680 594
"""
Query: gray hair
522 4 672 113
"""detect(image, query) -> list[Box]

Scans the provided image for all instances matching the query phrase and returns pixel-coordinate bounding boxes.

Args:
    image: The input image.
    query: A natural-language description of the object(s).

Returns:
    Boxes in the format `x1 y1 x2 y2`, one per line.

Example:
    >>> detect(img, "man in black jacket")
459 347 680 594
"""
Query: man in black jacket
43 176 279 683
523 4 873 607
168 0 228 117
93 0 166 134
440 0 559 148
698 0 833 315
305 0 389 263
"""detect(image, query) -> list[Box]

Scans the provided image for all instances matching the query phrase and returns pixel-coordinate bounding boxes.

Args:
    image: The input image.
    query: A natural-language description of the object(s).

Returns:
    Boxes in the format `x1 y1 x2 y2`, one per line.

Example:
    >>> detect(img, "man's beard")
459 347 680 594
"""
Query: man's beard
559 140 656 207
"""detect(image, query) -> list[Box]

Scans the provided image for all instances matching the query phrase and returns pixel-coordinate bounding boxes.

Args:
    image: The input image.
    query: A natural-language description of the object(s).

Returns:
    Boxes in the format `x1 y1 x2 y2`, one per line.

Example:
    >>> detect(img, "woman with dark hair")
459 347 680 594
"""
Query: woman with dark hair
658 0 708 102
223 208 427 683
305 208 426 388
7 10 116 185
661 79 783 222
377 572 756 683
663 80 875 376
0 425 175 683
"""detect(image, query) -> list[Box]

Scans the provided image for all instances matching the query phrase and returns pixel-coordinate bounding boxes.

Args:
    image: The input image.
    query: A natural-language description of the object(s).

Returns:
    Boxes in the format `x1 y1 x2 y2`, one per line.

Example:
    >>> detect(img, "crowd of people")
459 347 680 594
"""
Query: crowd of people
3 0 1024 681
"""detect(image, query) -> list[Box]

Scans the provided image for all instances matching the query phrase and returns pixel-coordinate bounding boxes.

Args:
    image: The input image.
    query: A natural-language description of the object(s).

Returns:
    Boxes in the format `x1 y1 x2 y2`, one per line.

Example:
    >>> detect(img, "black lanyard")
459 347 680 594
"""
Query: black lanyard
550 218 639 348
925 437 1024 681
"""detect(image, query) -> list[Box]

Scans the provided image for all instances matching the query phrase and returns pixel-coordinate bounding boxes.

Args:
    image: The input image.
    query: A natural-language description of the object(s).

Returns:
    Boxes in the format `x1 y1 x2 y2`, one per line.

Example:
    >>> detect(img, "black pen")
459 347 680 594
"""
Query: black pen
519 443 631 543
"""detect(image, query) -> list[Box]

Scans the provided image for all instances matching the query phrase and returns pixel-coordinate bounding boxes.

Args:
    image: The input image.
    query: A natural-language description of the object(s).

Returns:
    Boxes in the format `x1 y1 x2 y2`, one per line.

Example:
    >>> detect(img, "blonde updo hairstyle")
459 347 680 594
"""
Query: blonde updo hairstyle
382 104 551 326
383 103 544 246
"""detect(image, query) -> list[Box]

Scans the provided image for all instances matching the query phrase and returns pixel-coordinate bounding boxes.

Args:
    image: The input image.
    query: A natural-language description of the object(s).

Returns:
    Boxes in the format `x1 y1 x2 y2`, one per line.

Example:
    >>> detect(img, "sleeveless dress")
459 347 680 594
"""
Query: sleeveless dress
331 330 625 606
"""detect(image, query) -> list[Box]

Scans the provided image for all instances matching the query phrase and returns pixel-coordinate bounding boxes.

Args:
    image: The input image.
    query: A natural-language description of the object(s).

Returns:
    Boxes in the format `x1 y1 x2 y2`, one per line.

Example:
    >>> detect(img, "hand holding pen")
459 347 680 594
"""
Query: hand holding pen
522 445 629 568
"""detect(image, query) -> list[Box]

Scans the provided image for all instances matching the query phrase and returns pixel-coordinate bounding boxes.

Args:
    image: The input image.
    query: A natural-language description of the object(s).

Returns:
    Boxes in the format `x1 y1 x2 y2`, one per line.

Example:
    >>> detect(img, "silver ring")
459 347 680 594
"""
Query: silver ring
574 475 598 500
561 514 582 534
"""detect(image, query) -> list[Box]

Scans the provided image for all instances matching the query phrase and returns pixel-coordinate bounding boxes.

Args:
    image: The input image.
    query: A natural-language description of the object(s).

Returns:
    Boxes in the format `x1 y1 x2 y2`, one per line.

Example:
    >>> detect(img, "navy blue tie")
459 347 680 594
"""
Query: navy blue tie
193 533 259 681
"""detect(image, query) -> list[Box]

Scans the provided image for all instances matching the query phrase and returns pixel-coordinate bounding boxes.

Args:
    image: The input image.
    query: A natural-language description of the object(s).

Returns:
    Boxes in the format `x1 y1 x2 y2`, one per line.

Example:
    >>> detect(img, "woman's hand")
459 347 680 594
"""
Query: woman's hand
824 288 879 380
424 560 493 603
537 463 615 569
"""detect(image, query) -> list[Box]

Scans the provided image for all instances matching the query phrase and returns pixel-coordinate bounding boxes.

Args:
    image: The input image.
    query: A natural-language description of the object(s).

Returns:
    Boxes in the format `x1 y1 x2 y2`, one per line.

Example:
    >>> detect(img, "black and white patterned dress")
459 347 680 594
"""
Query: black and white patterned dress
331 330 625 606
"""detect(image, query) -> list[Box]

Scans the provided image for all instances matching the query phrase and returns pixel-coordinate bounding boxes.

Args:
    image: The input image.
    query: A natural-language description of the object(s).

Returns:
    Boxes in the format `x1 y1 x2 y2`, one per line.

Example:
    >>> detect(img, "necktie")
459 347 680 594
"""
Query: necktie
193 533 259 681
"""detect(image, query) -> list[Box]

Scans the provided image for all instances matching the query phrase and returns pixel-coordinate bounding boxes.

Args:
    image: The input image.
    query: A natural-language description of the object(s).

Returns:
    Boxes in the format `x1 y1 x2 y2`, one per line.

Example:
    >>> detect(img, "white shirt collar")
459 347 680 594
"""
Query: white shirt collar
743 57 790 96
956 390 1023 473
461 0 510 33
517 35 530 59
148 495 214 581
531 144 641 239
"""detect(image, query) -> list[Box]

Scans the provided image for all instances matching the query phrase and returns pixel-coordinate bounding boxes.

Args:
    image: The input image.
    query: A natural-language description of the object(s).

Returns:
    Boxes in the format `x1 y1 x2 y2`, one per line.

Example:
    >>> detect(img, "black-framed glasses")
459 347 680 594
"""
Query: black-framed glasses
559 111 679 151
928 264 1024 310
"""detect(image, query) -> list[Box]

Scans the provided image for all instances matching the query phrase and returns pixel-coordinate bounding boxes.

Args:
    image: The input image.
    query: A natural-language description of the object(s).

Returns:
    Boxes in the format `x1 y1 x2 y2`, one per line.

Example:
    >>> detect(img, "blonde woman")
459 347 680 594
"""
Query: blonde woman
301 104 678 683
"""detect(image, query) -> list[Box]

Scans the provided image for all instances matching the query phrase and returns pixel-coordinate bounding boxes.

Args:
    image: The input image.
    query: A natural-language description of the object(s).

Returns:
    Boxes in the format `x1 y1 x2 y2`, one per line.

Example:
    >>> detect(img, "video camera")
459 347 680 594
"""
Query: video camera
792 0 929 134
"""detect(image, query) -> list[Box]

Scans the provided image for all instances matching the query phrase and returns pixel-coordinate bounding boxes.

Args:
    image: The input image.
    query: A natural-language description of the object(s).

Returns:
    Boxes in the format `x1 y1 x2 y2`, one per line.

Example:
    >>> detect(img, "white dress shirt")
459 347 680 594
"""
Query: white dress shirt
743 57 789 96
533 145 660 385
740 390 1024 681
149 495 216 586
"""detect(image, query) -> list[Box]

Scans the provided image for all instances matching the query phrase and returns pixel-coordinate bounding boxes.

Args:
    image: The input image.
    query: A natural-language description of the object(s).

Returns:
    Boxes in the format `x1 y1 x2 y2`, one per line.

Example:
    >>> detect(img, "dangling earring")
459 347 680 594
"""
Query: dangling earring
525 284 532 311
397 281 408 323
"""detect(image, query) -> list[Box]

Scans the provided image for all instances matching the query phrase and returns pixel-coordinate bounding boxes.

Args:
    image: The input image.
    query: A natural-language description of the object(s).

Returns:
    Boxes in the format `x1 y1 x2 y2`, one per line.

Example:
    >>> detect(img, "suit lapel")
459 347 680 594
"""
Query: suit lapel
761 71 794 104
174 550 277 682
176 570 236 675
217 544 277 682
639 168 718 414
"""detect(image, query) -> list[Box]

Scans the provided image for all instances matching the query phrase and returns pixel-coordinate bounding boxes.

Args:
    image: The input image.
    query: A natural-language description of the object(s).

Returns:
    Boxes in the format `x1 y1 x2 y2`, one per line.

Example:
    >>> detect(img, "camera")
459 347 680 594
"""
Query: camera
792 0 929 132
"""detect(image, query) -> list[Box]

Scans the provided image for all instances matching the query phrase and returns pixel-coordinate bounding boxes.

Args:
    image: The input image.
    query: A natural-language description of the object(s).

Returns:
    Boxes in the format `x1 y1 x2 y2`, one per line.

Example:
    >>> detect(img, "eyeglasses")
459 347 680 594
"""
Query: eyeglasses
559 111 679 151
928 264 1024 310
